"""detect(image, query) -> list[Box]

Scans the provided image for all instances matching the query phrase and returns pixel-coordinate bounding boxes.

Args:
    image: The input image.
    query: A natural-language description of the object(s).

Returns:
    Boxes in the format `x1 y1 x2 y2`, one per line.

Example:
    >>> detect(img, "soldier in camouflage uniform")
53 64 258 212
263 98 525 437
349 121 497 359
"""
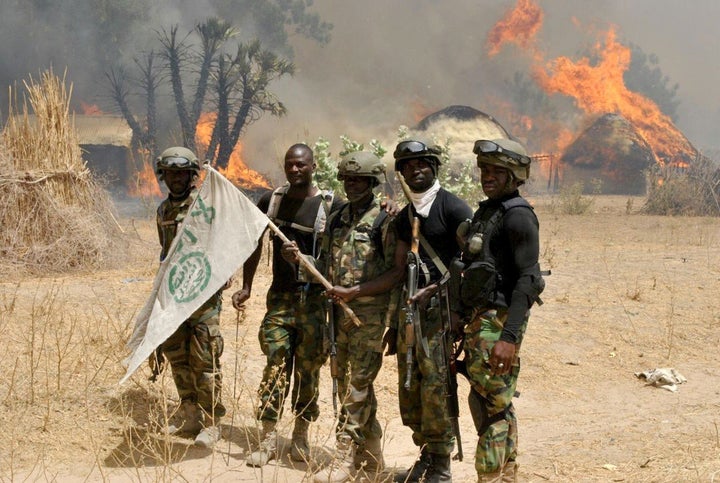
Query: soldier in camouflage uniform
232 143 342 467
154 146 229 448
449 139 545 482
283 151 403 482
389 140 474 483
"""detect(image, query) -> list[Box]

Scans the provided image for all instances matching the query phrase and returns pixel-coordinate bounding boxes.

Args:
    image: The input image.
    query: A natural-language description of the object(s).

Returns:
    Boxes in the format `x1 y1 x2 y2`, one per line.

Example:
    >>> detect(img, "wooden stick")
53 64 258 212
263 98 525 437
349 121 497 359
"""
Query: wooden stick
266 219 362 327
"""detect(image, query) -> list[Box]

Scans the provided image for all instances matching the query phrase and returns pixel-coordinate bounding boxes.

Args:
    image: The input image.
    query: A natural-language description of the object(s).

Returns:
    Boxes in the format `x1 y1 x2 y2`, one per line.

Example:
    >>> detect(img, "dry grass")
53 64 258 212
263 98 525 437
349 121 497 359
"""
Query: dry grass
0 69 126 275
1 195 720 482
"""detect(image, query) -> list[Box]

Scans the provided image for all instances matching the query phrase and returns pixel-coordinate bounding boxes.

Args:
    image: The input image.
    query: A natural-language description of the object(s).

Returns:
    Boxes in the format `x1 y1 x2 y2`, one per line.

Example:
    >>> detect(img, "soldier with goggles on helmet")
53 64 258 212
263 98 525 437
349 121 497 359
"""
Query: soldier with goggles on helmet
152 146 231 449
448 138 545 482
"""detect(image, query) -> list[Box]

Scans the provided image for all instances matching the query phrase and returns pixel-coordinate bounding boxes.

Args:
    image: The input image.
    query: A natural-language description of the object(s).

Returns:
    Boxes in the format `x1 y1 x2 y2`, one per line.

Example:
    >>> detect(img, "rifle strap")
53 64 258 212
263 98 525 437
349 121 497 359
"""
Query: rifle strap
407 208 449 278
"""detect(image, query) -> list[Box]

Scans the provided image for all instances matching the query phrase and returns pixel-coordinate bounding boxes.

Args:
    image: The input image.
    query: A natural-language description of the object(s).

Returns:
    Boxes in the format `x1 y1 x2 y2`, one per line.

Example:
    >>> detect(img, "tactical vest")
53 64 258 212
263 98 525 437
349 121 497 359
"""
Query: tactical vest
450 197 538 309
266 184 334 235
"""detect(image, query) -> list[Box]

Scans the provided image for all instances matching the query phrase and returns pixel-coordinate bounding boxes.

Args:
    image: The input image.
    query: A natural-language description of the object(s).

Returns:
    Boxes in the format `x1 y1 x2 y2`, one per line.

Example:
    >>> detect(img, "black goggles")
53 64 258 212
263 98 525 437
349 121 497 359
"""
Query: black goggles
473 140 530 166
161 156 195 169
393 140 439 158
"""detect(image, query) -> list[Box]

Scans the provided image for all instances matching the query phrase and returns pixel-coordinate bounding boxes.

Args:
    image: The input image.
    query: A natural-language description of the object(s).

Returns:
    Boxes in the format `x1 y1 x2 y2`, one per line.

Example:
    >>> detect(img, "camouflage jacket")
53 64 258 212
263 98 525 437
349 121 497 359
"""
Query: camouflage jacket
320 195 397 318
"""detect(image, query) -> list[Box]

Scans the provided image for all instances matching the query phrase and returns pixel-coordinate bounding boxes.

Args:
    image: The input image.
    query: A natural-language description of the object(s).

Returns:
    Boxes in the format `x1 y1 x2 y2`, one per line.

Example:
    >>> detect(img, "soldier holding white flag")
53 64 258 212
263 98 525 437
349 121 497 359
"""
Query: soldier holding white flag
153 146 231 448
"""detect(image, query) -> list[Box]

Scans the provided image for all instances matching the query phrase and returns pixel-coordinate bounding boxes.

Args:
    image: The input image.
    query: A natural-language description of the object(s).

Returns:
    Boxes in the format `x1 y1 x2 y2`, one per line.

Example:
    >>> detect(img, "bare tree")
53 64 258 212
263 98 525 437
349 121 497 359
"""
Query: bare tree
106 17 293 169
158 18 234 152
105 51 162 157
206 39 295 170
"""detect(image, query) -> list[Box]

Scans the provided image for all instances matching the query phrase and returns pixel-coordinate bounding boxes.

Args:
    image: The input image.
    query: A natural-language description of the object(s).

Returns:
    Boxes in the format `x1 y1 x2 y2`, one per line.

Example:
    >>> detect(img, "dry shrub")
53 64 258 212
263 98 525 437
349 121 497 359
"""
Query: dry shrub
643 155 720 216
0 69 126 274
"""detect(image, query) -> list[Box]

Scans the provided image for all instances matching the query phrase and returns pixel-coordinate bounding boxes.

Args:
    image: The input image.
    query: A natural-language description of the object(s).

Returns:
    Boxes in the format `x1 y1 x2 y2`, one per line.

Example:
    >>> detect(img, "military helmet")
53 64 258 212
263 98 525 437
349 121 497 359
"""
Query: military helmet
155 146 201 177
392 139 443 172
473 138 531 181
337 151 386 185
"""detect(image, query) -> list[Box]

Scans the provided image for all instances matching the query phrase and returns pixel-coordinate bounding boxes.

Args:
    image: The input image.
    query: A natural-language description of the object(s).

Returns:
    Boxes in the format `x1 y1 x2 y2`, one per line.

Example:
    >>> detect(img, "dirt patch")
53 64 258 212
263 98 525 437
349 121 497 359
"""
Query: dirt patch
1 195 719 482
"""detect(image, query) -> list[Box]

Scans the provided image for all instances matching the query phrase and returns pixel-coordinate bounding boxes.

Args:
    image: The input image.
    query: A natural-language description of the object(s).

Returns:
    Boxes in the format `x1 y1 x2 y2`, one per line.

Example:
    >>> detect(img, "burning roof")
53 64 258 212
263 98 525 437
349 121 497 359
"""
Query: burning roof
561 113 655 195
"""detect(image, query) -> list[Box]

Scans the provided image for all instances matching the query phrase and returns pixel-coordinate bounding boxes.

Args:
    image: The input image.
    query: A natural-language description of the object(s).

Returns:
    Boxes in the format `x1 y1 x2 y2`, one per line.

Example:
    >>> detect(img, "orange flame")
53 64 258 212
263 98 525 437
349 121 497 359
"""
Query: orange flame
486 0 543 59
195 112 270 189
79 101 104 115
128 160 162 198
485 0 696 169
532 27 696 167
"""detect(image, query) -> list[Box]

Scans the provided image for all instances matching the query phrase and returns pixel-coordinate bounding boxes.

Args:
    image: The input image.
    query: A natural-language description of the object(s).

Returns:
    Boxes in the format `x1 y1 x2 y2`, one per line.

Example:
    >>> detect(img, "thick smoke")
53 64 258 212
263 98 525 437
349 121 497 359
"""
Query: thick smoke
1 0 718 183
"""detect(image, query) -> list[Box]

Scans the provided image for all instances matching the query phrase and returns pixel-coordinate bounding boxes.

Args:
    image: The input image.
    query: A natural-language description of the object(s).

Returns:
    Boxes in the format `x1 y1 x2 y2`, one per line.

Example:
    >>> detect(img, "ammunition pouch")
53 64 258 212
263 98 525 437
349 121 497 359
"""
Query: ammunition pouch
450 256 498 311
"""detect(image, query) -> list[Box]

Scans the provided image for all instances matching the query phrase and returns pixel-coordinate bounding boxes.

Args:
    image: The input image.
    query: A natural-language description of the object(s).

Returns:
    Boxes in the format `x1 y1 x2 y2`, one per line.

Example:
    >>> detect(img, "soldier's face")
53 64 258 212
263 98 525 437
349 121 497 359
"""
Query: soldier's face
400 158 436 193
163 170 194 196
284 149 315 188
480 163 516 199
343 175 373 203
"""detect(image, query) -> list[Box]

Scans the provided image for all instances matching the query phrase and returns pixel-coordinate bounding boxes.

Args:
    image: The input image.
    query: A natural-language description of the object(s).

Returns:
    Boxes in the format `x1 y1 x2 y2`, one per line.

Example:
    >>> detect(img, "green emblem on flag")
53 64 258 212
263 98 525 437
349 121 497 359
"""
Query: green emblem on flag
168 251 212 303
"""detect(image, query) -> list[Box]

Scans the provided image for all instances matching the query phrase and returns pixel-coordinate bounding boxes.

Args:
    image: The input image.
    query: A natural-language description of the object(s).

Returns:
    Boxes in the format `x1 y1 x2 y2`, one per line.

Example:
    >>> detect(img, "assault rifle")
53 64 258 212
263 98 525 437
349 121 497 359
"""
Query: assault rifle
404 217 424 389
327 296 339 417
438 276 464 461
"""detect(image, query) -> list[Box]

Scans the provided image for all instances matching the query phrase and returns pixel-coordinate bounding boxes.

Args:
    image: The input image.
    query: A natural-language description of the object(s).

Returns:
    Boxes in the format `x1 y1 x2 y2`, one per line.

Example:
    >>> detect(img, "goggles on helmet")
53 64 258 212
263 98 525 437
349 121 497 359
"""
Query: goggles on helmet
160 156 196 169
393 140 440 159
473 140 530 166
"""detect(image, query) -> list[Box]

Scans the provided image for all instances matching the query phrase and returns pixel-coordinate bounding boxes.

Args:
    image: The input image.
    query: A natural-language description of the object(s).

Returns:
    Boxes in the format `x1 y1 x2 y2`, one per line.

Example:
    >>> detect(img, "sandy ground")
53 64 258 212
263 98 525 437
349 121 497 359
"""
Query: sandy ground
1 195 719 482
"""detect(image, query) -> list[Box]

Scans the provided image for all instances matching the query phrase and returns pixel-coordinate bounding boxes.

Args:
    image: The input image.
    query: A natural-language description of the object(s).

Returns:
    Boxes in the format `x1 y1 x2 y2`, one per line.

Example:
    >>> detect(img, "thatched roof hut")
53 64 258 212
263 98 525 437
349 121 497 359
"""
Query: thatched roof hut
413 105 512 164
560 113 655 195
75 115 133 192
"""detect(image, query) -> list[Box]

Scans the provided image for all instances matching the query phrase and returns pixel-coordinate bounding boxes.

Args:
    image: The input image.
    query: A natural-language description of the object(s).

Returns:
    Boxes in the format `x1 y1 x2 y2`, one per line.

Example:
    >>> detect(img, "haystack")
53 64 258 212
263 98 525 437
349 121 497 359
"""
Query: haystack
0 70 125 273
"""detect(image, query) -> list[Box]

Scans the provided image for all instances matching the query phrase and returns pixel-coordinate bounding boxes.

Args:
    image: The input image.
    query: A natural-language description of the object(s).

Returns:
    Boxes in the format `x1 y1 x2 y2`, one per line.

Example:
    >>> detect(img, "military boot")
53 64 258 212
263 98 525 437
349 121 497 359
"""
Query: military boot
393 448 432 482
194 423 222 448
355 436 384 473
478 471 503 483
424 453 452 482
313 435 356 483
290 417 310 462
501 461 518 482
246 420 277 467
167 401 203 436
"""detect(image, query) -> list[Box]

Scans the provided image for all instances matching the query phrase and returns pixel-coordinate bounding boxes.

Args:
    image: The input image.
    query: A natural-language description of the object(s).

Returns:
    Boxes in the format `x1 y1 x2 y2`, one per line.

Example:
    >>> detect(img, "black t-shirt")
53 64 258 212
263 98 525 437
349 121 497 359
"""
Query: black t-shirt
396 188 473 286
257 188 343 292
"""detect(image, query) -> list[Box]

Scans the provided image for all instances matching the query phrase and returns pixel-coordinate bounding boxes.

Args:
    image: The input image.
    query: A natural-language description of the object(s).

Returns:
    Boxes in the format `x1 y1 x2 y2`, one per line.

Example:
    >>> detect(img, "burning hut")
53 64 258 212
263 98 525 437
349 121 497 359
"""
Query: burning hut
560 113 655 195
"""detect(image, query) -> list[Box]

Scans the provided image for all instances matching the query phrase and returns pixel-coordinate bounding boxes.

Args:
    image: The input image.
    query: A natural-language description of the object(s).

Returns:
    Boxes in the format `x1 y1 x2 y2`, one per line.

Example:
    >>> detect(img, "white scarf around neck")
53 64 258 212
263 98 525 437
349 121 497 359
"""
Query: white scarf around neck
408 179 441 218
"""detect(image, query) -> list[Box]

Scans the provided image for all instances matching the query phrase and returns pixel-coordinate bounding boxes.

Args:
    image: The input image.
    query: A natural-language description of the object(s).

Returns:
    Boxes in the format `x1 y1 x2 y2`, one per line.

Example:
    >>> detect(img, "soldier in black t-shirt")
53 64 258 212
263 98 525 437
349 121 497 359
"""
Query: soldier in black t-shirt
387 140 473 482
232 143 342 467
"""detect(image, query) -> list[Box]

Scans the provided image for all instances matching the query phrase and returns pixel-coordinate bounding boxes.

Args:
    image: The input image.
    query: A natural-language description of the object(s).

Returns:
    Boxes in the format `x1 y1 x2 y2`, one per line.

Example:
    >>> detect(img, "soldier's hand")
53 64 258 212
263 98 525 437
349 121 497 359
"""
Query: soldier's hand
326 285 360 303
382 328 398 356
232 288 250 310
380 199 400 216
407 283 438 307
490 340 516 376
281 241 300 264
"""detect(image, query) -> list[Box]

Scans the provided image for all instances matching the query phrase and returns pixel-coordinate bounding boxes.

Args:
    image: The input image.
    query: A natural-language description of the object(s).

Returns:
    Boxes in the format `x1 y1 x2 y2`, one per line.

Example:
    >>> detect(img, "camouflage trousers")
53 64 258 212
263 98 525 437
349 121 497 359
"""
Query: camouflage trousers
257 287 327 422
396 296 455 456
464 308 529 477
161 311 226 419
335 309 386 446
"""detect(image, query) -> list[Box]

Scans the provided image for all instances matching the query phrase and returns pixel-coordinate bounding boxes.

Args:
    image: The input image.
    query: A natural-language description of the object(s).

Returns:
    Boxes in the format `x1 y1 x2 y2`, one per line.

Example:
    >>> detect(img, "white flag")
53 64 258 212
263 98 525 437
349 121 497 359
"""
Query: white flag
120 165 268 384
